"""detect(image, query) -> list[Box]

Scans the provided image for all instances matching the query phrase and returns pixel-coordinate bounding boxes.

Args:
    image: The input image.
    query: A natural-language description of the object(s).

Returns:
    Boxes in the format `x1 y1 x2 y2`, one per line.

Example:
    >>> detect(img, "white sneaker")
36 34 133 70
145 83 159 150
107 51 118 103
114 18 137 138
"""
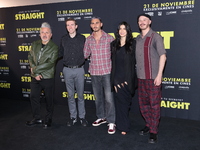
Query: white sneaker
108 123 116 134
92 118 107 126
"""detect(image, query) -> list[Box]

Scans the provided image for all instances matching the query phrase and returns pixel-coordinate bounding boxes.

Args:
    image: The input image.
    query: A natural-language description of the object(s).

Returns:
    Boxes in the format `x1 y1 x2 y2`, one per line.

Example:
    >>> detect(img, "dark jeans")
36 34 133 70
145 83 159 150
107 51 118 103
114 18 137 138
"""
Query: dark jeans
30 78 55 121
91 74 115 123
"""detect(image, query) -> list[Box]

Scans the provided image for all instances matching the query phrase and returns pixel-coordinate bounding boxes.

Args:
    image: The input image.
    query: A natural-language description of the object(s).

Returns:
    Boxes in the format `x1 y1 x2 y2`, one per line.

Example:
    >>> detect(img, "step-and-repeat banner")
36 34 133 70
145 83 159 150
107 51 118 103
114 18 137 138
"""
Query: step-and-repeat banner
0 0 199 120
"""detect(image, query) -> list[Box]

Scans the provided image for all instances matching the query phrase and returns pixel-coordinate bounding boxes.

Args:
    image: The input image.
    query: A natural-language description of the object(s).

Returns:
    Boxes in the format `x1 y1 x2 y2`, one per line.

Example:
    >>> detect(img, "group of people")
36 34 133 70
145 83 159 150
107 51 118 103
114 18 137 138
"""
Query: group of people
26 14 166 144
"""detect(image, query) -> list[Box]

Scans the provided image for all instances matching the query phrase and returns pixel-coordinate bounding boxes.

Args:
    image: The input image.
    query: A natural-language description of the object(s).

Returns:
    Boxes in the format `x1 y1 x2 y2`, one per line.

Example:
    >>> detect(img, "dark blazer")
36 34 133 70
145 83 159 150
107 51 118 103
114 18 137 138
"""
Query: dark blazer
110 39 137 96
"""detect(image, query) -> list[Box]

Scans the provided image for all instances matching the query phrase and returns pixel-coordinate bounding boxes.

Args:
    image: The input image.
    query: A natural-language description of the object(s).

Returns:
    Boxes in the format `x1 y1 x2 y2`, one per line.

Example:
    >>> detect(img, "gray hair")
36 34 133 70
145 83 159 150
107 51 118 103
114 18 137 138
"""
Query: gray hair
40 22 52 33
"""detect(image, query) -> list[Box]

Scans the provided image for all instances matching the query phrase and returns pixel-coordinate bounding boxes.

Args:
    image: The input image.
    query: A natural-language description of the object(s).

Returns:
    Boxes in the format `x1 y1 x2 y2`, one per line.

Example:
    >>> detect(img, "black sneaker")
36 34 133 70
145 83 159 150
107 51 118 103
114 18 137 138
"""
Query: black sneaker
67 118 77 127
80 118 88 127
148 133 157 144
26 118 43 127
139 126 150 135
43 119 52 129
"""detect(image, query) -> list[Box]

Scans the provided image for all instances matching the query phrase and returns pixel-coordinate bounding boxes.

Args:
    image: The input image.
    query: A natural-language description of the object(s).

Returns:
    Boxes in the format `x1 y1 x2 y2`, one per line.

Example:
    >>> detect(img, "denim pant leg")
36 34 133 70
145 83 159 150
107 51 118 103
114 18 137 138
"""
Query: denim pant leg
91 74 115 123
102 74 115 123
63 67 77 118
91 75 105 120
74 67 86 119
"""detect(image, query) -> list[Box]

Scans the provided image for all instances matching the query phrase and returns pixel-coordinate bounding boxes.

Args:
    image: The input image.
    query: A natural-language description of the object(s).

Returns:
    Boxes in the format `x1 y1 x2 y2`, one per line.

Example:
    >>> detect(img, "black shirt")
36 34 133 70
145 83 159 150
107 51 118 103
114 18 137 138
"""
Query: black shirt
59 33 85 66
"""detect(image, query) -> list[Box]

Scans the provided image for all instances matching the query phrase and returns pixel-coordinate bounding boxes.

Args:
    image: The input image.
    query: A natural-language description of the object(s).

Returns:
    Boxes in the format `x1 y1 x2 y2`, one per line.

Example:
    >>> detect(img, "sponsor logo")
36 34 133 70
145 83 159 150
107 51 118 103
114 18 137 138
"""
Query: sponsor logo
58 18 65 21
18 35 24 38
23 94 29 97
181 9 193 14
145 12 154 16
166 11 177 15
30 34 37 37
21 66 27 69
164 86 175 89
178 86 190 90
84 16 92 20
158 11 162 16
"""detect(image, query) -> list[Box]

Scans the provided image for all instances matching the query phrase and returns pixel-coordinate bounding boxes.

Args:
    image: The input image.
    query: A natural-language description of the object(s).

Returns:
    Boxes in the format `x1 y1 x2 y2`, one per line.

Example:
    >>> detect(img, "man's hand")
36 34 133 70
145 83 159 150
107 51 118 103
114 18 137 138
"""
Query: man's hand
154 76 162 86
35 75 42 81
30 68 33 74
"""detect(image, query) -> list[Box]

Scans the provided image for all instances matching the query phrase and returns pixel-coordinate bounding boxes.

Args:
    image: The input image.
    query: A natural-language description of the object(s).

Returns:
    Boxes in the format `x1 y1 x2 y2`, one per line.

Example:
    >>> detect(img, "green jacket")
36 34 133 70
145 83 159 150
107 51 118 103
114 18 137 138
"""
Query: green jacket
28 39 58 79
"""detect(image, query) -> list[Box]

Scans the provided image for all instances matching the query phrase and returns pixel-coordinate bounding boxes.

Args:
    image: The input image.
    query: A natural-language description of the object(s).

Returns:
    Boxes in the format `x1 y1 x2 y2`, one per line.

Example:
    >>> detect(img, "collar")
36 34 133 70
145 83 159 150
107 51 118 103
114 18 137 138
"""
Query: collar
67 33 79 38
139 28 153 39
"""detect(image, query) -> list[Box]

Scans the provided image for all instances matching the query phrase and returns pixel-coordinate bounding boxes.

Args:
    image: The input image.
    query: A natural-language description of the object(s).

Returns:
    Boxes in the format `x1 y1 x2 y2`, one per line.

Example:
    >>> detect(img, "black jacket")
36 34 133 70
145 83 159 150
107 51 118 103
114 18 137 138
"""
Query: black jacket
110 39 137 96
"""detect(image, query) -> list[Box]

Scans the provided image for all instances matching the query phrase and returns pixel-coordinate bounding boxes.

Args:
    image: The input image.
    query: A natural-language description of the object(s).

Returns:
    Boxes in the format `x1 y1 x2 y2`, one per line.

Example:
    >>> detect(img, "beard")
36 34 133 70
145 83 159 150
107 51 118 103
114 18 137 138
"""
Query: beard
92 27 101 32
139 24 150 30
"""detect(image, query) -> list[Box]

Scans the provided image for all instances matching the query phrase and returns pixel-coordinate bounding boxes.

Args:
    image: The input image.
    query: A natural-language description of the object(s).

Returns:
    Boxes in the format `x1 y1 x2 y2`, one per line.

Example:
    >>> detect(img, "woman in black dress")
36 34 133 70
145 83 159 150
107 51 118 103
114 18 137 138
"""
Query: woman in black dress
111 21 137 135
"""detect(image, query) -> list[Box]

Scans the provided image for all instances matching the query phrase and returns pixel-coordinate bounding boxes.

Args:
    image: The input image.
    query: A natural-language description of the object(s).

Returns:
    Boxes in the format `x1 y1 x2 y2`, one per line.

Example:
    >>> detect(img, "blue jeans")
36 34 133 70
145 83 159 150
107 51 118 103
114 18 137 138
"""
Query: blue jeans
63 67 86 119
91 74 115 123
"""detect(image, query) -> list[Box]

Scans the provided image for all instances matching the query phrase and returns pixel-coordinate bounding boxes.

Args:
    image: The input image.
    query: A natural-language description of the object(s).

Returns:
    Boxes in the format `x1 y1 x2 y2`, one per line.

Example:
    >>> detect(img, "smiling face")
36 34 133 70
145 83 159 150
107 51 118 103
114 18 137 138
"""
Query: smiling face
40 27 52 44
119 25 127 38
66 20 77 35
138 15 151 31
90 18 103 32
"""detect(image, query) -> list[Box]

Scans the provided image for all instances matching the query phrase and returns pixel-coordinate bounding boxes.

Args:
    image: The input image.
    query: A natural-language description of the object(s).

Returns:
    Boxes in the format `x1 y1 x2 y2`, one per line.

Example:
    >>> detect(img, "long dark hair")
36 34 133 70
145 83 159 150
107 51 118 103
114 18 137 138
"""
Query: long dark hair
111 21 133 53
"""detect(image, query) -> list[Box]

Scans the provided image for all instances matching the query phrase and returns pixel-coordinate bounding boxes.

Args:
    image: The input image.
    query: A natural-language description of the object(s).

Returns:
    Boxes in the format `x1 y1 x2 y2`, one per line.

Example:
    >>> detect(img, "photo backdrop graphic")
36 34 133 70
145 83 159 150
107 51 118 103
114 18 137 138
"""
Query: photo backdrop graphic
0 0 199 120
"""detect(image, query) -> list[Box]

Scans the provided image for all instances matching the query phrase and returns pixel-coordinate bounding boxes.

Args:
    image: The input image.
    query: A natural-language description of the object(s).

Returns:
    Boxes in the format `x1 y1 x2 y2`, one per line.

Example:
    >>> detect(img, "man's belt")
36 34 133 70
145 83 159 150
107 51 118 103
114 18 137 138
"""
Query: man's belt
64 65 83 69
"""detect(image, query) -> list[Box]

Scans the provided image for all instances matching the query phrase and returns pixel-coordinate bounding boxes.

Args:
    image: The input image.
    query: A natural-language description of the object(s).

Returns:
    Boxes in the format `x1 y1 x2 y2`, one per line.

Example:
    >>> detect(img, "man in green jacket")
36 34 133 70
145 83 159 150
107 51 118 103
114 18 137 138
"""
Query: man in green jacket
26 22 58 129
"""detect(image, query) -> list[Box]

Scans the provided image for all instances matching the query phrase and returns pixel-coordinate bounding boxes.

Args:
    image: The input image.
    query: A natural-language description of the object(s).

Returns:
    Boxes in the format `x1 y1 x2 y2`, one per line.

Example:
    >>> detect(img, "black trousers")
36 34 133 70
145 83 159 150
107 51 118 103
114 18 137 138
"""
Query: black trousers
114 84 132 132
30 78 55 121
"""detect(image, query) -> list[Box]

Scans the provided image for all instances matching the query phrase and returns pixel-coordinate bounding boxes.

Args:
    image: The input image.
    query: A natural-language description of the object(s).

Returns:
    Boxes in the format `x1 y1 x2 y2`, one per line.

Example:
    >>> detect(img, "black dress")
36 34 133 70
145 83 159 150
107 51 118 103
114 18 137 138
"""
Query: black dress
114 46 125 85
113 46 132 132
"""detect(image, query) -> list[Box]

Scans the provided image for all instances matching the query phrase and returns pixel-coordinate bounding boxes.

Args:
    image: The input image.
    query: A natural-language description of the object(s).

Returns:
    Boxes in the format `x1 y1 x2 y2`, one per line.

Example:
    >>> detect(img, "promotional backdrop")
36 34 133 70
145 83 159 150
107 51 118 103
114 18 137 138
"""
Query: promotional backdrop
0 0 199 120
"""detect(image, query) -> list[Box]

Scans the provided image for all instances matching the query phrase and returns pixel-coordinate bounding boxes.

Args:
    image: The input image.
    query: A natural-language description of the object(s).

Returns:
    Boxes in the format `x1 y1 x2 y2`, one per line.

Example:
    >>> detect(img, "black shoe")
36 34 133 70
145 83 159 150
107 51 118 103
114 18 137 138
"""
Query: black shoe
148 133 157 144
67 118 77 127
26 118 43 127
139 126 150 135
43 119 52 129
80 118 88 127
